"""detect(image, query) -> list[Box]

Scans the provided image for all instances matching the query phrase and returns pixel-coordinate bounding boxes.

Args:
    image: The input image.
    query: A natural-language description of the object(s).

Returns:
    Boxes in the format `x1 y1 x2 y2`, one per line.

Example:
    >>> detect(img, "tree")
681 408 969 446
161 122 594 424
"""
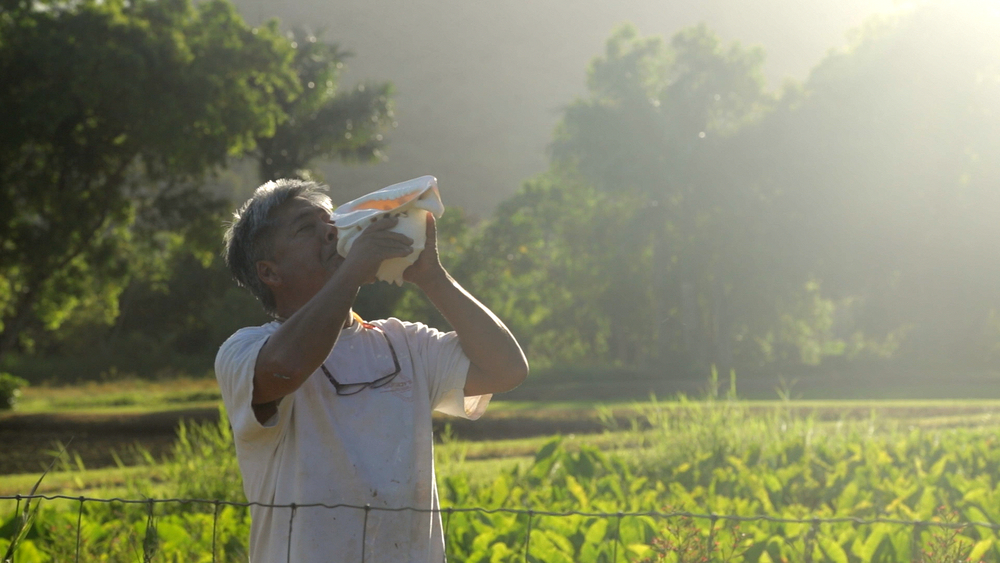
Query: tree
547 23 776 370
255 28 394 181
532 5 1000 372
0 0 298 356
742 3 1000 365
93 25 398 378
448 172 661 368
0 5 399 378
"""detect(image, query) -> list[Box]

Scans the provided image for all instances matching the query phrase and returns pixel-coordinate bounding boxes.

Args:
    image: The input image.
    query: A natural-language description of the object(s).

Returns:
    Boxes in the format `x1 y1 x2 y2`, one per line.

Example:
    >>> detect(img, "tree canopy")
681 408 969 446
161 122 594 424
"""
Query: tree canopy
459 4 1000 374
0 0 394 360
5 2 999 384
254 28 395 181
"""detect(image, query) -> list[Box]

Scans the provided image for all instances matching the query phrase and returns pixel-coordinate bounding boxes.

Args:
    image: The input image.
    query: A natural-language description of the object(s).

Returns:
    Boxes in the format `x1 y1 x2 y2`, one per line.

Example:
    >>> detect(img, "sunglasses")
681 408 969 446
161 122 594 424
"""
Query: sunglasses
320 324 401 396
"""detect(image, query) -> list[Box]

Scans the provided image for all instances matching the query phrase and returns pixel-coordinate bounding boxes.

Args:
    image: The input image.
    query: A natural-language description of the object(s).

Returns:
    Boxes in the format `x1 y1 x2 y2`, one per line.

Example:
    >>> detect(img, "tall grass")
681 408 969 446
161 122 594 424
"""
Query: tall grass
124 406 243 506
7 397 1000 561
1 407 249 562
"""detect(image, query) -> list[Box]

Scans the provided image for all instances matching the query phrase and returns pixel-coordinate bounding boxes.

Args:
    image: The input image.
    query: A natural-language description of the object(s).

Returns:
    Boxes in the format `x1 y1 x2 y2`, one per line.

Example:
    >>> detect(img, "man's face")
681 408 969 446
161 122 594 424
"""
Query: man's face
258 197 343 311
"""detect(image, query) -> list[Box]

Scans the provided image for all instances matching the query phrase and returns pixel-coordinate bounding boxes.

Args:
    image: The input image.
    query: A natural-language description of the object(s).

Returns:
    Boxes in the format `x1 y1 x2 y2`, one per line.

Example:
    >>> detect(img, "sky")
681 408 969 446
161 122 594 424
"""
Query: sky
231 0 905 214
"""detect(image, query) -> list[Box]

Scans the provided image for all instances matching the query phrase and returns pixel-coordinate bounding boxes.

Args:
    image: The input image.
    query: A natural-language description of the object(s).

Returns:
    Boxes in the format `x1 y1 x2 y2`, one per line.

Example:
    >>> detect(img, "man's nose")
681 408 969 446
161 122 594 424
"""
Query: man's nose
325 222 338 243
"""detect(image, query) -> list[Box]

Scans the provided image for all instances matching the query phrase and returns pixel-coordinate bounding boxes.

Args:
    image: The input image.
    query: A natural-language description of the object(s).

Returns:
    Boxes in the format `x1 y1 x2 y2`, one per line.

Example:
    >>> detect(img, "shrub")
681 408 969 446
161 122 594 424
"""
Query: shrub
0 372 28 410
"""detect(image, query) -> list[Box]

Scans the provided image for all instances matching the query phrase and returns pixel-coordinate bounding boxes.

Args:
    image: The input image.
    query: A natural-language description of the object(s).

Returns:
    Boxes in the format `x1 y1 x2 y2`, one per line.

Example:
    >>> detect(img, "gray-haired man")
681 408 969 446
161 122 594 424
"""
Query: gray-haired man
215 179 528 562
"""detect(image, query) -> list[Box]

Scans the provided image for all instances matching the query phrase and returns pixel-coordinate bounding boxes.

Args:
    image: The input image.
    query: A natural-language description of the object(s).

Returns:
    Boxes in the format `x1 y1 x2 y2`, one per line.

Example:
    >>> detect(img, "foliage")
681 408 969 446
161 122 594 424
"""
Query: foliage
544 22 779 373
8 3 1000 383
639 515 752 563
552 23 770 192
122 406 244 508
439 403 1000 563
459 22 821 371
255 28 395 181
0 0 297 358
0 499 249 563
741 4 1000 366
456 4 1000 374
0 0 396 381
0 373 27 410
8 401 1000 560
1 409 248 561
445 173 658 367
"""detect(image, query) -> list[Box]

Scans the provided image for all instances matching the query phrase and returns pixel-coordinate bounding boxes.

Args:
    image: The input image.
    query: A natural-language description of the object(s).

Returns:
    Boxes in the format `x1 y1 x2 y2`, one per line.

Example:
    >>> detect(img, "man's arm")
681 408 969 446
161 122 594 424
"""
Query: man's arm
404 217 529 396
253 216 412 410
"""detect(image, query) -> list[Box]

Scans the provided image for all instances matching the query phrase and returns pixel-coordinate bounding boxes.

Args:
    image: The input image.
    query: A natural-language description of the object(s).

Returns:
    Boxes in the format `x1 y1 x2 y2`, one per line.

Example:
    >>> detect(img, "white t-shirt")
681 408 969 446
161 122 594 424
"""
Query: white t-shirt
214 317 490 563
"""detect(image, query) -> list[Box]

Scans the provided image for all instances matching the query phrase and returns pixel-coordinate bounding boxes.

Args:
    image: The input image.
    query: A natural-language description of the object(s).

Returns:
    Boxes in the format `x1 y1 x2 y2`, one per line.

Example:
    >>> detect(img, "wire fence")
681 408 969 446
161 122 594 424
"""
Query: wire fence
4 493 1000 563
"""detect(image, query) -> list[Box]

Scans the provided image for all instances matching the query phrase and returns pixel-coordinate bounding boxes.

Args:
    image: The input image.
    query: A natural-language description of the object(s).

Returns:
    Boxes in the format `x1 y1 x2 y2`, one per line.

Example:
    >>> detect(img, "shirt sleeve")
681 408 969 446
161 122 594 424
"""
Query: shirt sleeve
395 319 490 420
214 324 293 443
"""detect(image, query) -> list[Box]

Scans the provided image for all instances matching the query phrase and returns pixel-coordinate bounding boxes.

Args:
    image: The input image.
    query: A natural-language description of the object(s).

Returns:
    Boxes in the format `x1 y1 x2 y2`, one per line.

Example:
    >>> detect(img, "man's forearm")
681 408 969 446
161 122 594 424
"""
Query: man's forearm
252 266 366 404
419 270 528 394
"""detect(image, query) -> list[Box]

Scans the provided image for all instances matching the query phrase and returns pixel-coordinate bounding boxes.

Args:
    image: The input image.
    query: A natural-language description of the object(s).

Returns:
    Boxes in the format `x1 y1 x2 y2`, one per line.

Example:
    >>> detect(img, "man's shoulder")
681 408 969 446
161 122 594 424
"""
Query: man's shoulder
372 317 457 349
371 317 434 337
216 322 279 362
223 322 279 344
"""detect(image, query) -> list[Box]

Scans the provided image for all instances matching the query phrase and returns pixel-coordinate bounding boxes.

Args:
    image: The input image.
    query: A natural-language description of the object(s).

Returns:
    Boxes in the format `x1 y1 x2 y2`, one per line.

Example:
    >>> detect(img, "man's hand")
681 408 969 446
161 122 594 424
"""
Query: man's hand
402 213 528 396
403 214 447 289
345 215 415 285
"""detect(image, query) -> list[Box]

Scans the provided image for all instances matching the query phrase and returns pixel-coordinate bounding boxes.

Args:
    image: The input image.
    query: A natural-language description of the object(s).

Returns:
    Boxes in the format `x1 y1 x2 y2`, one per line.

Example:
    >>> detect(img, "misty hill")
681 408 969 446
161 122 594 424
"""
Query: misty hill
231 0 896 215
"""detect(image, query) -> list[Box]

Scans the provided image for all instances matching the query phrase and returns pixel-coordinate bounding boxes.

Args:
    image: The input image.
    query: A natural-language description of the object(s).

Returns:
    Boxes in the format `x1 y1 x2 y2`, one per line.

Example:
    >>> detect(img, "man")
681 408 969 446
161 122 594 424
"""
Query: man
215 179 528 562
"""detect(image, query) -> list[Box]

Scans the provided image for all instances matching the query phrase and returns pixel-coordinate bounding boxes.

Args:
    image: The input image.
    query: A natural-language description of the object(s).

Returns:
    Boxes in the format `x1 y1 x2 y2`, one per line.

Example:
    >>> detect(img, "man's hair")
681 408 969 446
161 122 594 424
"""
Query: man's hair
223 179 333 317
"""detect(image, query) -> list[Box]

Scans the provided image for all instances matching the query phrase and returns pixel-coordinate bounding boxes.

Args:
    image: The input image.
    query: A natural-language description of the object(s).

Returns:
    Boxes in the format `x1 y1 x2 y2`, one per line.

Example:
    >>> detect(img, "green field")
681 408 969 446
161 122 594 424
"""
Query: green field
5 380 1000 561
10 378 224 414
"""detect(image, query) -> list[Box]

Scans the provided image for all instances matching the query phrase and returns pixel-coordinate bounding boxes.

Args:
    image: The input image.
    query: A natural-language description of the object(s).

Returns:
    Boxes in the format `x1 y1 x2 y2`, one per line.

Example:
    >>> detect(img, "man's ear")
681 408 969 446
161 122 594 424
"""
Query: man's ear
256 260 281 288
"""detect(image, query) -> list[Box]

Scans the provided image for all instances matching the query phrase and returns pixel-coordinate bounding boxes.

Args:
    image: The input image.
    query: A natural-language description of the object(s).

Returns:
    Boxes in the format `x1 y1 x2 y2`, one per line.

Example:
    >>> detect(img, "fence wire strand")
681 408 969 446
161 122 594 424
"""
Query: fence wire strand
5 493 1000 562
361 504 370 563
442 506 452 563
613 512 622 563
523 509 534 562
74 496 83 563
285 502 296 563
212 500 221 563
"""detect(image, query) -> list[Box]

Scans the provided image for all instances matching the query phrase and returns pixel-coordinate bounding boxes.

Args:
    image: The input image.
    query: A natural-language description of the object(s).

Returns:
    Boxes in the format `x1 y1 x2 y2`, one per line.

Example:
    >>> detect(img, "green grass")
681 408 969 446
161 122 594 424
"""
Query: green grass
10 377 221 413
8 376 1000 500
0 465 165 498
7 391 1000 493
11 370 1000 415
9 394 1000 561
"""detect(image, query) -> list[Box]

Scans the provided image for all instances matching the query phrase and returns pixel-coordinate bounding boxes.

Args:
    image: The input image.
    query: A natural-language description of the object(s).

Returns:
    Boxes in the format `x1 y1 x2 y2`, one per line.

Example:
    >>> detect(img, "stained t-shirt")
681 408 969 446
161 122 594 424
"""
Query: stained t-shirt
214 317 490 563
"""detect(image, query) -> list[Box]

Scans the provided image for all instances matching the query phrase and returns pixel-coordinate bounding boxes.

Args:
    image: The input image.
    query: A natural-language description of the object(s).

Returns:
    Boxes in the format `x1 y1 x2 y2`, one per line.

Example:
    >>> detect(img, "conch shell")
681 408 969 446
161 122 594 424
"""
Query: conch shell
331 176 445 285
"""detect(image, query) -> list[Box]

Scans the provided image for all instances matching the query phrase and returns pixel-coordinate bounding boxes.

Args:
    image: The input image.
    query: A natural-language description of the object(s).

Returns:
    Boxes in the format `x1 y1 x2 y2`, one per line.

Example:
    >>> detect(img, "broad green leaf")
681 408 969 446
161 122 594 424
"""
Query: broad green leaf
856 524 889 562
584 519 608 545
968 538 994 562
489 542 515 563
818 536 849 563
